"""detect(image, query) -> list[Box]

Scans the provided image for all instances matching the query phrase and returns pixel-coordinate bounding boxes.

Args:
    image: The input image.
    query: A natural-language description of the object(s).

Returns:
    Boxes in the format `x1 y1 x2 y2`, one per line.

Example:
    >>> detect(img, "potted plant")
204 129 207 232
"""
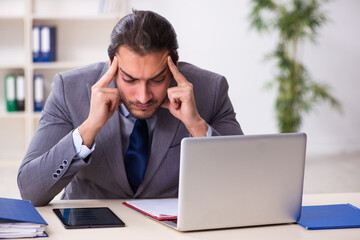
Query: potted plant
249 0 342 133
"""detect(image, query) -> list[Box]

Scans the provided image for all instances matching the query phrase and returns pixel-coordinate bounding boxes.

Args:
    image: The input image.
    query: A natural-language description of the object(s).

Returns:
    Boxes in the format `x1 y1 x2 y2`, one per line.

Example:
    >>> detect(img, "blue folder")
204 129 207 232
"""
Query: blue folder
297 203 360 230
40 26 56 62
33 74 45 112
33 26 41 62
33 25 56 62
0 197 47 225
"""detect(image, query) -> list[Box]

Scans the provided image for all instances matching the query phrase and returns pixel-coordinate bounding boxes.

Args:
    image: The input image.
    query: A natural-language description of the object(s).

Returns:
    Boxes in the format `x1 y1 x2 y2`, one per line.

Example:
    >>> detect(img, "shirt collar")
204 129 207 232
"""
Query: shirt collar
119 103 131 118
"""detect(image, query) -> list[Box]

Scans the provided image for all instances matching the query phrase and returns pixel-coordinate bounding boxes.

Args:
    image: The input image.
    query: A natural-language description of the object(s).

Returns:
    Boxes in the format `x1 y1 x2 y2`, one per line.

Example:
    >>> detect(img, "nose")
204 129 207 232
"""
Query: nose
136 82 152 104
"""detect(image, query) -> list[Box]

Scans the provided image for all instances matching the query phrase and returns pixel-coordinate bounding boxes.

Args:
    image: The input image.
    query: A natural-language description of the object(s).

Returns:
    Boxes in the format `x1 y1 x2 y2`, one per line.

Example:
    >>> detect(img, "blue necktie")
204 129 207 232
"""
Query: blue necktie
125 119 149 193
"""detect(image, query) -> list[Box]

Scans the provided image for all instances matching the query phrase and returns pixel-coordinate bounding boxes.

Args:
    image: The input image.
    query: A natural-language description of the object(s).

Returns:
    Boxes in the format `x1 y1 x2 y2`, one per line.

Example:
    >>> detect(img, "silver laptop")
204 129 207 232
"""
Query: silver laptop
161 133 307 231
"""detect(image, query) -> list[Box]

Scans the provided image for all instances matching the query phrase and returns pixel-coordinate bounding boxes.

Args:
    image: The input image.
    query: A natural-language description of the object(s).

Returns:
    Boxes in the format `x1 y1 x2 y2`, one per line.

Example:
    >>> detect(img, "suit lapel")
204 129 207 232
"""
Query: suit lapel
86 71 134 197
136 107 180 196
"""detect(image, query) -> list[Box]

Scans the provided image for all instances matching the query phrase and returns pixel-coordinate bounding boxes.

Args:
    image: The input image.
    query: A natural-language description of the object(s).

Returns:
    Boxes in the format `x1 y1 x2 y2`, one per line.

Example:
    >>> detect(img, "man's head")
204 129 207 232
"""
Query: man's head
108 10 179 120
108 10 179 64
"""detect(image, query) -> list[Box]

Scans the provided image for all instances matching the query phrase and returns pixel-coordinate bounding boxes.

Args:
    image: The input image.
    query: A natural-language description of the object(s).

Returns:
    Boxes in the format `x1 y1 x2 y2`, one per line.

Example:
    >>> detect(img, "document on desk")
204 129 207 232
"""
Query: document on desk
123 199 178 220
297 203 360 230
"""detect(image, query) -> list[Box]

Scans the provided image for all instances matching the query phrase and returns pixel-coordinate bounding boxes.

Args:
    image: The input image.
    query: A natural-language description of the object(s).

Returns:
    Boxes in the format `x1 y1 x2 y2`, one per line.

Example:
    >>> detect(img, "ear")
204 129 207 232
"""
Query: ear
108 57 112 68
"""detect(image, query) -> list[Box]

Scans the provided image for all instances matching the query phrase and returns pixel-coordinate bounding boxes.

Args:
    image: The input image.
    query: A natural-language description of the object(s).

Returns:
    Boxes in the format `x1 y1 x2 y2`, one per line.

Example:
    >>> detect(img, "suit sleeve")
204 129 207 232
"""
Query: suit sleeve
17 73 91 206
207 76 243 136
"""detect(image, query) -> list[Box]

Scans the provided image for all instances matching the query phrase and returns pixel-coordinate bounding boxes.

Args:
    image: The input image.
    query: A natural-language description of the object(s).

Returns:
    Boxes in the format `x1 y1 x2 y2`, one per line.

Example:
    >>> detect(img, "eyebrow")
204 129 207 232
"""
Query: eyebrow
119 66 168 81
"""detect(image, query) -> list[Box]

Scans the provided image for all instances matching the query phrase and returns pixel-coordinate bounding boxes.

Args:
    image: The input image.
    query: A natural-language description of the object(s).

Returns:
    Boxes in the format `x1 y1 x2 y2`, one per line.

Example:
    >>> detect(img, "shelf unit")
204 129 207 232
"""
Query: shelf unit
0 0 128 160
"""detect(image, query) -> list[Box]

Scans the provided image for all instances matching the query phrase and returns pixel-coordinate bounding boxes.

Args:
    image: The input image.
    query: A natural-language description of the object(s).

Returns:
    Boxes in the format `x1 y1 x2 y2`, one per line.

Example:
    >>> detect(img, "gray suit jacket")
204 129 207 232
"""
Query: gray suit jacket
18 62 243 206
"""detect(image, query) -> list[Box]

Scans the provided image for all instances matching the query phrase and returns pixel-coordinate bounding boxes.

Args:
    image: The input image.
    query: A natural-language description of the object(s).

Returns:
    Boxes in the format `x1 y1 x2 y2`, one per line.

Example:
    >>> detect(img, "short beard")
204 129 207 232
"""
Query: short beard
116 80 167 120
121 96 162 120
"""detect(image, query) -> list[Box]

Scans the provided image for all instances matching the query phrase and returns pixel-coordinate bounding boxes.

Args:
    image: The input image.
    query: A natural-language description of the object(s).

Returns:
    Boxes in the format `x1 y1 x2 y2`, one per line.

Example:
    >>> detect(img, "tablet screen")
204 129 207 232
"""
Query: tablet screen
53 207 125 229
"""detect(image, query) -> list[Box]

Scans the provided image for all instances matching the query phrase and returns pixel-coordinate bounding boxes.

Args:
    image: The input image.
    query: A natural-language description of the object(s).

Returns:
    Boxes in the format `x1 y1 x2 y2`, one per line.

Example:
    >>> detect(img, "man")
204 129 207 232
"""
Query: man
17 10 243 206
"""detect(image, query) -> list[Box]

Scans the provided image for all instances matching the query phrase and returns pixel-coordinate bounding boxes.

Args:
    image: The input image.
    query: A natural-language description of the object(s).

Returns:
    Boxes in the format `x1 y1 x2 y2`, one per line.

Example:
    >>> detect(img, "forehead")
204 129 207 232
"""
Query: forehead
116 46 169 78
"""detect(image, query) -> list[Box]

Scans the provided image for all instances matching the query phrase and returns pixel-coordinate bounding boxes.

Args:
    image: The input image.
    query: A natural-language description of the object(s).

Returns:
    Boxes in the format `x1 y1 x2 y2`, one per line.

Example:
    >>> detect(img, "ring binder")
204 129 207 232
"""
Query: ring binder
33 74 45 112
5 74 17 112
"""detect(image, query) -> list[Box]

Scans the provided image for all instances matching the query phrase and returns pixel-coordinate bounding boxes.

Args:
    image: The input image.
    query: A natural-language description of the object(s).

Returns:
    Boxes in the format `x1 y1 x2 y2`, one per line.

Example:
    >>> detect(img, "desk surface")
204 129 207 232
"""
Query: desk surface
33 193 360 240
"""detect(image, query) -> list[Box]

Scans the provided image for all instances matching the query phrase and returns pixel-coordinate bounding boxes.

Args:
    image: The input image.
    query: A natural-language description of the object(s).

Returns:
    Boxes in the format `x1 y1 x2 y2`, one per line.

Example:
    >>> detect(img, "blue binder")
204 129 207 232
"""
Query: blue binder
297 203 360 230
0 197 47 225
40 26 56 62
33 25 41 62
0 198 47 238
33 74 45 112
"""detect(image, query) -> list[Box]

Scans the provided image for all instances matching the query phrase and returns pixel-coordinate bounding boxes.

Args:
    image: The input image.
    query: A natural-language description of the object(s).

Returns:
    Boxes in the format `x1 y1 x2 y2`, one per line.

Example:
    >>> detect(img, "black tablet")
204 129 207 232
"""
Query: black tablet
53 207 125 229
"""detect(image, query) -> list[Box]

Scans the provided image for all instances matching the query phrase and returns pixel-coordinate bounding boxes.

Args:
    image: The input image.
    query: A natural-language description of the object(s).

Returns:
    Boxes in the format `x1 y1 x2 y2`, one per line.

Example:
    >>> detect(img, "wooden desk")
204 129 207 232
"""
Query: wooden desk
34 193 360 240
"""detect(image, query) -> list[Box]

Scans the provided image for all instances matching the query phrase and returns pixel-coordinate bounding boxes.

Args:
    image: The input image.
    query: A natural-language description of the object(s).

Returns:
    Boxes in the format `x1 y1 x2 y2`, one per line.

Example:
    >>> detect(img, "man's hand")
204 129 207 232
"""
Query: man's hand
161 56 208 137
79 56 121 147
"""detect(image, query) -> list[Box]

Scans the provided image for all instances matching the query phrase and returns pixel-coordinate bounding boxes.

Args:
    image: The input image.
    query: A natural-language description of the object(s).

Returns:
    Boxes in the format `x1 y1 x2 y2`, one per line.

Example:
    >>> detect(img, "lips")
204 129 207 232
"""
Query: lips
134 104 152 110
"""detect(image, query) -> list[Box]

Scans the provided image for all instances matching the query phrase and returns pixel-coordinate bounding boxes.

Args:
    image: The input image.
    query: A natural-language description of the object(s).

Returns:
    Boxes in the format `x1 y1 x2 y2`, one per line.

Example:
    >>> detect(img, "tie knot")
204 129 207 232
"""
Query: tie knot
134 119 148 134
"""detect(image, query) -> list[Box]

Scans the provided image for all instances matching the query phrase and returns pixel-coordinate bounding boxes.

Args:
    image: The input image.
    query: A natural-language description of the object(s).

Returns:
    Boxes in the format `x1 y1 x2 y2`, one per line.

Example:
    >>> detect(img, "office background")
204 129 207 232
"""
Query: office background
129 0 360 155
0 0 359 198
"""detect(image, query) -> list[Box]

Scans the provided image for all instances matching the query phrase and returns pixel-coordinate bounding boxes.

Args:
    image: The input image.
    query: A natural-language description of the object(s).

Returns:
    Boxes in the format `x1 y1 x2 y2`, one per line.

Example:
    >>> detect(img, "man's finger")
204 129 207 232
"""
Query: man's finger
110 97 122 112
167 56 187 86
97 56 118 88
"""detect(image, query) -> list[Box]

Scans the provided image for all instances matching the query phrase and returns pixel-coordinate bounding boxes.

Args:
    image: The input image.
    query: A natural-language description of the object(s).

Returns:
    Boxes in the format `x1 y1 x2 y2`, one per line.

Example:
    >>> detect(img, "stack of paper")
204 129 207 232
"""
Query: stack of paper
123 199 178 220
0 198 48 238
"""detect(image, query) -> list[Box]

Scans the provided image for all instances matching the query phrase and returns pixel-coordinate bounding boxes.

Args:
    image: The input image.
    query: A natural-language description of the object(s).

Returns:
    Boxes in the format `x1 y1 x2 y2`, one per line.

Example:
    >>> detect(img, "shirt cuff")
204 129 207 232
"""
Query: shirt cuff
206 124 213 137
72 128 95 159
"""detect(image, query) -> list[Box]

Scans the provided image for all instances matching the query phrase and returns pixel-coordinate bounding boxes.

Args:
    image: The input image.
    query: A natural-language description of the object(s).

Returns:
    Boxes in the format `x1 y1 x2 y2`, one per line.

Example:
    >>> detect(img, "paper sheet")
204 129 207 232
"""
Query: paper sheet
124 199 178 218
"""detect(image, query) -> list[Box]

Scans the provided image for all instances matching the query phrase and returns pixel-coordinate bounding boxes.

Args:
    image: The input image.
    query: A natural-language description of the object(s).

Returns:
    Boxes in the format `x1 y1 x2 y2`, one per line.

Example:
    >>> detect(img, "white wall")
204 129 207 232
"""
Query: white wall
128 0 360 155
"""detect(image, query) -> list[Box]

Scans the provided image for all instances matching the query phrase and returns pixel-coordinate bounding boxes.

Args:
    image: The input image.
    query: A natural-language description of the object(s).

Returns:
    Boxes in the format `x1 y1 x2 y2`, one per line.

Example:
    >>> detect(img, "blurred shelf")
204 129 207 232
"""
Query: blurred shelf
32 61 95 70
0 63 25 69
0 15 24 20
31 14 121 21
33 112 42 119
0 112 26 119
0 0 127 160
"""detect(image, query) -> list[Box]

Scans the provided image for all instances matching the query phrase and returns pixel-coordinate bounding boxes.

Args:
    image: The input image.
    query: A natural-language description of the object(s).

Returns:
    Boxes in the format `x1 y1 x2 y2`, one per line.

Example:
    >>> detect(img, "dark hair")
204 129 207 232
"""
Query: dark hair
108 10 179 64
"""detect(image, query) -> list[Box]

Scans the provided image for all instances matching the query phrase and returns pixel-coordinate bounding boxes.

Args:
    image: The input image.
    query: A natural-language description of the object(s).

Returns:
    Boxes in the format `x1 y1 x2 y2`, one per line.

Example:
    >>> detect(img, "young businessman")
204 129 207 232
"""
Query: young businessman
17 10 243 206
